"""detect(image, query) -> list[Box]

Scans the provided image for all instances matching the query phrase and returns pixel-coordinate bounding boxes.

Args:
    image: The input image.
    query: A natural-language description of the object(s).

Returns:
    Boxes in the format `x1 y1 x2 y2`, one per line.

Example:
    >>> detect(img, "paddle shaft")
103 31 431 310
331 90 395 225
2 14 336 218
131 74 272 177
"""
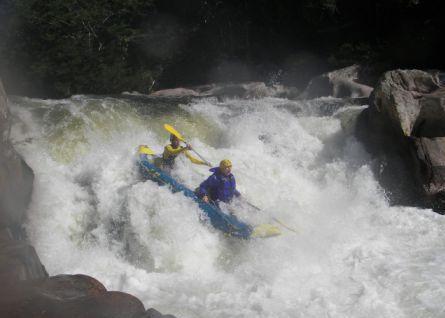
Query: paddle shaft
244 200 298 234
189 147 212 166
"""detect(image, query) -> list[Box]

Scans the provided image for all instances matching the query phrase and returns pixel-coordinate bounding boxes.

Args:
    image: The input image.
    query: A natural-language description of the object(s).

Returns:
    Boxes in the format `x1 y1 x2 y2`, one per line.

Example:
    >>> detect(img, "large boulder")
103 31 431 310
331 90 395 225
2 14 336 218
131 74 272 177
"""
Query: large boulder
303 65 374 99
0 274 147 318
356 69 445 211
372 70 441 137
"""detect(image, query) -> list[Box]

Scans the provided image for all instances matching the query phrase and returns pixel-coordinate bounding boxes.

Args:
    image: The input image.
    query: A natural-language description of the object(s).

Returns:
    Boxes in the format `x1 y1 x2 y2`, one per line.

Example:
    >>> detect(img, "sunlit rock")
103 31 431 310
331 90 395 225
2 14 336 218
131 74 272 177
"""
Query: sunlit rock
356 69 445 211
303 65 374 99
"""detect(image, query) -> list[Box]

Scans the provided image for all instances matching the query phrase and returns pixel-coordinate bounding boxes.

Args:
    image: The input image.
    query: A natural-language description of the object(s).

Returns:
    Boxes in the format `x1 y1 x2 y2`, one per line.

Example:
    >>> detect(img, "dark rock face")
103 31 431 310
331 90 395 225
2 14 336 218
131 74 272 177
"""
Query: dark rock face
303 65 374 99
0 229 48 285
413 137 445 209
372 70 441 137
356 69 445 211
0 80 34 237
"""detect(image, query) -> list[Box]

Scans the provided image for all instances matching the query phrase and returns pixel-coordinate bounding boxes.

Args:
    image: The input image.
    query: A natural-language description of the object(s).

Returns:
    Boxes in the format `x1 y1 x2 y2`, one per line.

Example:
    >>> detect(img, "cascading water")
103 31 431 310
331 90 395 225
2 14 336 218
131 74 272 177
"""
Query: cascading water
9 94 445 318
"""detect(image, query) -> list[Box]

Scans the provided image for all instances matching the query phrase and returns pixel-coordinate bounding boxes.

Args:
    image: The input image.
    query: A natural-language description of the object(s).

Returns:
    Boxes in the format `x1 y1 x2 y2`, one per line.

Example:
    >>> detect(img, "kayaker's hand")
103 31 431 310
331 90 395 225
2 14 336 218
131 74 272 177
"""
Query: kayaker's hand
206 161 212 167
185 143 192 150
203 195 209 203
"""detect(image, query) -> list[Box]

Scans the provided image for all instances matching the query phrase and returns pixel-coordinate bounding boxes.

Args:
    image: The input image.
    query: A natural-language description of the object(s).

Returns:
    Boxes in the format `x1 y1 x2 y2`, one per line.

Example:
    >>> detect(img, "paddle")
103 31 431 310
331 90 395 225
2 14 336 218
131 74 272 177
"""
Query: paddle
163 124 213 166
244 200 298 234
138 145 156 155
163 124 296 234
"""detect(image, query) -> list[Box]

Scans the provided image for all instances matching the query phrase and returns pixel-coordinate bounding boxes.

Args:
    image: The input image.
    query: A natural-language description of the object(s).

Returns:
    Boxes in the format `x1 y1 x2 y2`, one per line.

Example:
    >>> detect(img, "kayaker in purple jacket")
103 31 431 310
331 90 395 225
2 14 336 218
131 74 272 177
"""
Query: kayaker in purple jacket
198 159 241 204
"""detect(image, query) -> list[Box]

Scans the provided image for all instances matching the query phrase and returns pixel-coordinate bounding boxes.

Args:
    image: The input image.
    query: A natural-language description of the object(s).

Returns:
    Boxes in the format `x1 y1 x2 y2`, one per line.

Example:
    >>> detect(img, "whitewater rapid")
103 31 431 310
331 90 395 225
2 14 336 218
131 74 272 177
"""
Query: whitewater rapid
9 94 445 318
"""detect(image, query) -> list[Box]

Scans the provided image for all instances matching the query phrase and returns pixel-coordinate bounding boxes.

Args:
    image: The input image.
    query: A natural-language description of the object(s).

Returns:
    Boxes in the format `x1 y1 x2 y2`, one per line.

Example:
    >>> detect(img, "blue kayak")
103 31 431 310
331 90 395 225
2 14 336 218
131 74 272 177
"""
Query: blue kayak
137 146 280 239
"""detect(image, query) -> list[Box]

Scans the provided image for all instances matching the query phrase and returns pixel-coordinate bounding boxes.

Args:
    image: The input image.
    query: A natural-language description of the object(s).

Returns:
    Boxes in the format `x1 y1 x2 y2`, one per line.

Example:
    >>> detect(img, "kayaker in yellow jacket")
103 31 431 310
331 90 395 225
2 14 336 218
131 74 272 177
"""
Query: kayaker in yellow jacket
161 134 210 169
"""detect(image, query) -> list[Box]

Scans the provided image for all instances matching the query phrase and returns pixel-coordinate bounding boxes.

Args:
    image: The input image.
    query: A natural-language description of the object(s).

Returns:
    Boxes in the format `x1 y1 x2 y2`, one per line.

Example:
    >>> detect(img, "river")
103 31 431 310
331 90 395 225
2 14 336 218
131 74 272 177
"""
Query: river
9 94 445 318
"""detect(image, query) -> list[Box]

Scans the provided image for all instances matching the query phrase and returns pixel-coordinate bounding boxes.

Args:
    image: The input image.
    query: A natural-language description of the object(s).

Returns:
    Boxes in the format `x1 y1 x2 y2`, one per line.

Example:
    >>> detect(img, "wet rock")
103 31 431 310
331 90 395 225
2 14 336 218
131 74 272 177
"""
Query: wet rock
63 291 145 318
356 69 445 211
0 151 34 235
273 85 301 99
372 69 441 137
31 274 107 299
135 308 177 318
0 234 48 285
149 81 296 100
205 82 274 99
0 80 34 237
303 65 374 99
413 137 445 198
1 277 145 318
413 87 445 137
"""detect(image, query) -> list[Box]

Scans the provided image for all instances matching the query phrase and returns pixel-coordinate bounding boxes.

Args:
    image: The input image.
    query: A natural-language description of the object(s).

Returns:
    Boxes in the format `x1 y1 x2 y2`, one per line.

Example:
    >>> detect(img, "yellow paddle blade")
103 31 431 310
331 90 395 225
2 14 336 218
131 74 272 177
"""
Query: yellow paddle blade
251 224 282 238
164 124 186 142
272 217 299 234
138 145 156 155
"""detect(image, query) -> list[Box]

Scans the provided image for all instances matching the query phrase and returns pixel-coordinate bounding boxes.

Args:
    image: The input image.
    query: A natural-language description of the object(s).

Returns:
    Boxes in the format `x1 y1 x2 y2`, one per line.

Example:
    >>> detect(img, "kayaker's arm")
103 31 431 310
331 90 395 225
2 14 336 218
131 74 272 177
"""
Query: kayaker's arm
163 144 186 159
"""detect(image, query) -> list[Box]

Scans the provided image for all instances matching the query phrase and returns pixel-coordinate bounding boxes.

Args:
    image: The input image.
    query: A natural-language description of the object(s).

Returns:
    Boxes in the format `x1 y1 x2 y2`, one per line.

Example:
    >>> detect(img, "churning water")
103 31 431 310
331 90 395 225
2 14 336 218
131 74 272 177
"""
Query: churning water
9 94 445 318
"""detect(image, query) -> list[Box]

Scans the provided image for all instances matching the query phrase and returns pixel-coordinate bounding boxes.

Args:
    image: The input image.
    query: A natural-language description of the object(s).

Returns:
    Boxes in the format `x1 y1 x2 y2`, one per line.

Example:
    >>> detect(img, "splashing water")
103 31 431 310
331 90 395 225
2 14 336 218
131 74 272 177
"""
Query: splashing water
9 94 445 318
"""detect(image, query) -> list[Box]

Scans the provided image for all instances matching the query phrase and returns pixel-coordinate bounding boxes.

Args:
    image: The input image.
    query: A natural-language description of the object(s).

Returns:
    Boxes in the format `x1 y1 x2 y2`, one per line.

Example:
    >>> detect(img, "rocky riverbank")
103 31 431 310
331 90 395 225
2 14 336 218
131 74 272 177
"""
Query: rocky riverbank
355 69 445 212
0 79 175 318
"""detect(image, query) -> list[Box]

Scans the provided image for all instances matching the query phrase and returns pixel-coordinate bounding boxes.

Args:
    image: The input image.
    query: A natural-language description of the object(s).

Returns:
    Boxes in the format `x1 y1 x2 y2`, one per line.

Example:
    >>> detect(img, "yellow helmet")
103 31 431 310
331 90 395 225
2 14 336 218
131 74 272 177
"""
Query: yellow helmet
219 159 232 169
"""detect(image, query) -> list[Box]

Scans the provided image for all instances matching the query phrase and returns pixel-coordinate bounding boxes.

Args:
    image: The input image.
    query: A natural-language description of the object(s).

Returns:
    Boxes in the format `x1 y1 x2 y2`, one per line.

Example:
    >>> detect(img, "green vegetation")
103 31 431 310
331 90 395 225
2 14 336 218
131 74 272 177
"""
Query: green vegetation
1 0 157 96
0 0 442 97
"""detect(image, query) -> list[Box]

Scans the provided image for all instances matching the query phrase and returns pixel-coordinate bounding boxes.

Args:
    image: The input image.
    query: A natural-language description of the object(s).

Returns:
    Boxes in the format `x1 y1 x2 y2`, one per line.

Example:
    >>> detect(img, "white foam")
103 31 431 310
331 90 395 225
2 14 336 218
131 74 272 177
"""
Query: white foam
9 95 445 318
